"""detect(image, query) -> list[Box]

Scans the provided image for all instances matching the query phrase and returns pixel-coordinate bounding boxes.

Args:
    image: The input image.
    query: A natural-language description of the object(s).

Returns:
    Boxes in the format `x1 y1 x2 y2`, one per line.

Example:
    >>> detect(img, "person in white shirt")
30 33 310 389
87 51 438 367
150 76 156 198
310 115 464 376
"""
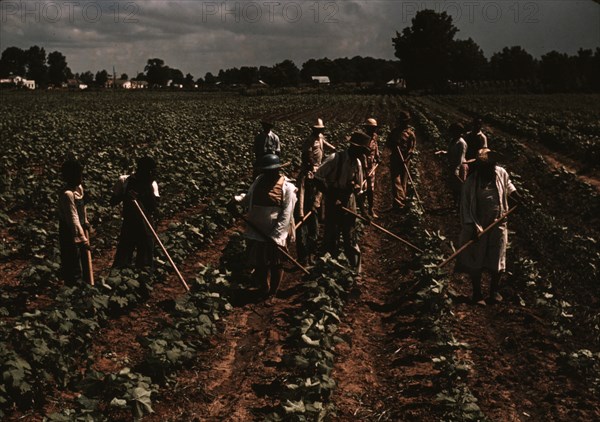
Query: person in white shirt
241 154 297 296
58 159 90 285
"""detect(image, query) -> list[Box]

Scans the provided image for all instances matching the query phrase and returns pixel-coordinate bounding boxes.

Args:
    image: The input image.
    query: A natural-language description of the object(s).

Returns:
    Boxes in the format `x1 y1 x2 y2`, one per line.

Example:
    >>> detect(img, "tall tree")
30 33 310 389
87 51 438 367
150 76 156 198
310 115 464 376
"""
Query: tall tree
47 51 72 86
79 71 94 85
392 10 458 89
539 51 576 92
120 73 128 80
489 46 537 81
449 38 488 81
144 58 170 87
95 69 109 87
25 45 47 84
204 72 217 84
0 47 26 77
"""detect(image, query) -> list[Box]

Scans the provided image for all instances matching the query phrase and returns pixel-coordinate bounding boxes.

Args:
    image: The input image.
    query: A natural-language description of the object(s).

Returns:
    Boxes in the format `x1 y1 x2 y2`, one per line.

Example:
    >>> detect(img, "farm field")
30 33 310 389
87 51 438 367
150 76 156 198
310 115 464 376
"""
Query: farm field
1 91 599 421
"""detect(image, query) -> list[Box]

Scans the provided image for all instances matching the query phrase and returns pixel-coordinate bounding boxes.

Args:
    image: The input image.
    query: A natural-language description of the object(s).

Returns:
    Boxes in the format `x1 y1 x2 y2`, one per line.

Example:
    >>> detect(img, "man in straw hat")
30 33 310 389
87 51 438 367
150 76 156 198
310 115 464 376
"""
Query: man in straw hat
254 120 281 162
239 154 297 297
296 118 327 265
314 131 370 272
386 111 416 210
457 148 518 305
362 118 380 217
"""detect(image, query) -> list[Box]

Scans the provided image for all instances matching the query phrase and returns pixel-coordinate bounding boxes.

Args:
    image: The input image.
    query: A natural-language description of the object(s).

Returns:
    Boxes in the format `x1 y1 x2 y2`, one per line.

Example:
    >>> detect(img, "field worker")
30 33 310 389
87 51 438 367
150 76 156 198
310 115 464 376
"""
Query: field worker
240 154 297 297
457 148 517 305
447 122 467 204
315 131 370 272
111 157 159 269
464 118 488 162
58 158 91 285
362 118 380 217
296 118 327 266
254 120 281 162
386 111 416 210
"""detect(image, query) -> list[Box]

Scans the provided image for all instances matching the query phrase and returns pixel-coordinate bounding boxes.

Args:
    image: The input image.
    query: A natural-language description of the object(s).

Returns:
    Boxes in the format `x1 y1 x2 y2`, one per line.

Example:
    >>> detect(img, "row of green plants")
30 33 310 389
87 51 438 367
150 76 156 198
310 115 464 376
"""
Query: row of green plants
399 112 489 420
412 103 600 401
0 191 240 420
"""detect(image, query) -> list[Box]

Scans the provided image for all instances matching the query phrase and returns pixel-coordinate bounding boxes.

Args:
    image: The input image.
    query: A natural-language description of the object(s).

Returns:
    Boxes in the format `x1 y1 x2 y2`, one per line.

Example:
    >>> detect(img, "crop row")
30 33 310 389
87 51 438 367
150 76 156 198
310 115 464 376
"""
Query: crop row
412 106 600 400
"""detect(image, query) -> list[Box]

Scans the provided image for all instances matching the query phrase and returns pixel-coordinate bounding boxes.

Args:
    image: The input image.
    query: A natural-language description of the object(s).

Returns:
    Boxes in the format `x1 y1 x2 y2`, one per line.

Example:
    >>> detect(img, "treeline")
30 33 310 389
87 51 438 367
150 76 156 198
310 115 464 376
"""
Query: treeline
210 57 399 87
2 9 599 92
393 10 600 92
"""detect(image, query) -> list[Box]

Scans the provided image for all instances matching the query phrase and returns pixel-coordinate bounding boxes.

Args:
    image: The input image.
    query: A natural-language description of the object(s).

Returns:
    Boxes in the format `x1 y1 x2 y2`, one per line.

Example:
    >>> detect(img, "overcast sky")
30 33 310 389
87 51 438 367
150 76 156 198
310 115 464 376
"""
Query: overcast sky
1 1 598 78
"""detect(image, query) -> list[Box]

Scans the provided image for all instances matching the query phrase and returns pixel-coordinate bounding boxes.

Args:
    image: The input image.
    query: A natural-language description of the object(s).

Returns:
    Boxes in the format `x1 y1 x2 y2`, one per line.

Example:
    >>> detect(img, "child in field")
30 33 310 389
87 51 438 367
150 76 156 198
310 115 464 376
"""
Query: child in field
58 159 91 285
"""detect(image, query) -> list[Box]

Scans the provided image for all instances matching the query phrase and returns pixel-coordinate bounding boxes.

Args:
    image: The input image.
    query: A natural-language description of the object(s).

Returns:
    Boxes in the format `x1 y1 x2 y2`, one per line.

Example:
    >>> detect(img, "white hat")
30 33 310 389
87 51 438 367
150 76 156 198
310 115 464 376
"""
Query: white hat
313 118 325 129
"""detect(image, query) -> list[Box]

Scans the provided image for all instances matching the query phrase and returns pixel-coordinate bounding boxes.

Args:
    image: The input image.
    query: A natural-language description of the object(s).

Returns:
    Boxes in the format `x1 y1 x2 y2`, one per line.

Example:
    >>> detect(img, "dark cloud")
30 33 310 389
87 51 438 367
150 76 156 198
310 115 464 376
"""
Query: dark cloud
1 0 598 78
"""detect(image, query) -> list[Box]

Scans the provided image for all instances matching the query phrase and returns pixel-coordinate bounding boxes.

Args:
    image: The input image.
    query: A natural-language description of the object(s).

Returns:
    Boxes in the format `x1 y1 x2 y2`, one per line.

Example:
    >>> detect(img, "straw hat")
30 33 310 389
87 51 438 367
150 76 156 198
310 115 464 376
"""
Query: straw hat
313 118 325 129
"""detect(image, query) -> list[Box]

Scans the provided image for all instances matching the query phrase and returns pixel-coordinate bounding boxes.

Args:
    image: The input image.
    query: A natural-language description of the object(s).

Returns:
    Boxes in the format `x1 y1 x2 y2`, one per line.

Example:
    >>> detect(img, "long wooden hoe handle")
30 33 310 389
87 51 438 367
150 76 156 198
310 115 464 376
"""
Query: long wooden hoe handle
295 210 313 230
341 206 424 253
361 162 380 190
397 146 424 211
237 214 310 275
85 229 94 286
437 206 518 268
133 199 190 292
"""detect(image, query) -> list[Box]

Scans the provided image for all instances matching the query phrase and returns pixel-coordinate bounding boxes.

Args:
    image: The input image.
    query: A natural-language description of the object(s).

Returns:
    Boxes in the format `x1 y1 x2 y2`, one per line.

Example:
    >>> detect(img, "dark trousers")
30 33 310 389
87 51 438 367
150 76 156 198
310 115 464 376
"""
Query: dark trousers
113 220 154 269
323 192 361 271
296 175 320 263
59 226 90 285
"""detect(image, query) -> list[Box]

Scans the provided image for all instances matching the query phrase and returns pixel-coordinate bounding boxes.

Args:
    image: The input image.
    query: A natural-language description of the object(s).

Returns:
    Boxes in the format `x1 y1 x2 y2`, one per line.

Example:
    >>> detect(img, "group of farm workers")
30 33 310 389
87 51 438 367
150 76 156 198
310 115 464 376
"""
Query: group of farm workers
58 113 518 305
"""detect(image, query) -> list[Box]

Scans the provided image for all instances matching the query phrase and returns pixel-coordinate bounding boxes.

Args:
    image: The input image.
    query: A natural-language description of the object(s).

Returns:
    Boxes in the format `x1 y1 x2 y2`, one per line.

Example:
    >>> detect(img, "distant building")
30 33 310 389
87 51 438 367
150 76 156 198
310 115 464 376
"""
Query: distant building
386 78 406 89
0 76 35 90
311 76 331 85
67 79 87 90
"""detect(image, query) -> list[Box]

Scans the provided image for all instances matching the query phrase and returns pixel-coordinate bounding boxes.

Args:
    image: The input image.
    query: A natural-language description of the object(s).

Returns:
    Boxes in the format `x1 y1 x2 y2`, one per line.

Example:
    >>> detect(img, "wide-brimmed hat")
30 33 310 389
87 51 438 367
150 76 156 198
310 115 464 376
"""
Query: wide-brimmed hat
255 153 281 170
397 111 411 123
313 118 325 129
348 131 371 152
363 118 378 127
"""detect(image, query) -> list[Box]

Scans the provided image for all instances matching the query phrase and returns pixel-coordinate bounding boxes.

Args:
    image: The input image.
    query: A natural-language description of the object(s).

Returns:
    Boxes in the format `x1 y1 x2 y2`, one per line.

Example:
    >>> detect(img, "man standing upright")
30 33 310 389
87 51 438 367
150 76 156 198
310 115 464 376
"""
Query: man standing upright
58 158 91 285
315 131 370 272
362 118 380 217
111 157 159 269
386 111 416 210
296 118 327 265
254 120 281 162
